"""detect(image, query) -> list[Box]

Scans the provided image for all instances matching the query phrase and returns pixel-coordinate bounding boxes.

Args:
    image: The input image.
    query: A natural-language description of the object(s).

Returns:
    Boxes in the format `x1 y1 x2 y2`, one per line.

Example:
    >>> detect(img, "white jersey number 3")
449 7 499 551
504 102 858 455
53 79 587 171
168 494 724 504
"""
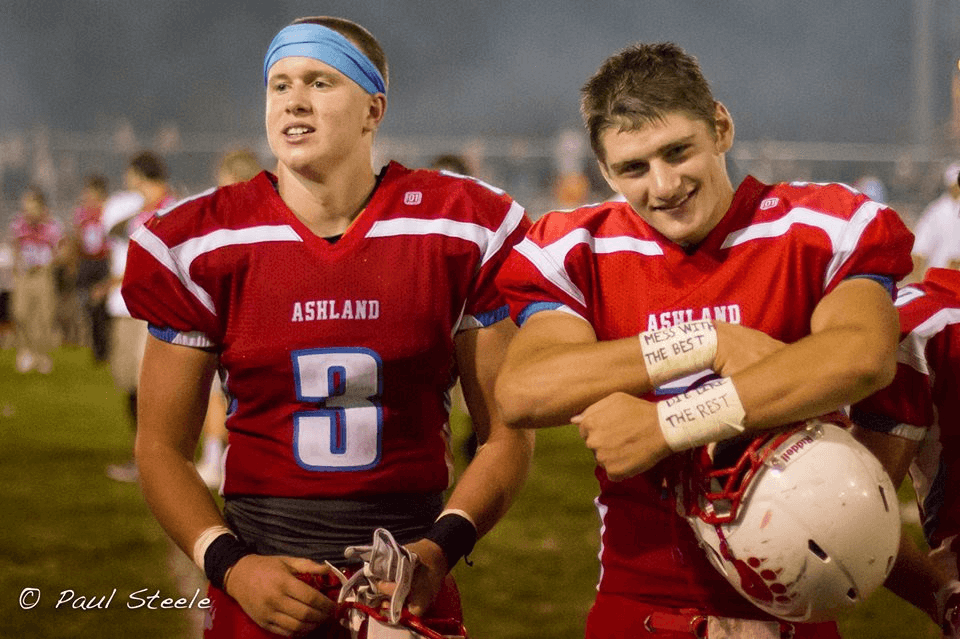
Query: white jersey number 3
291 348 383 471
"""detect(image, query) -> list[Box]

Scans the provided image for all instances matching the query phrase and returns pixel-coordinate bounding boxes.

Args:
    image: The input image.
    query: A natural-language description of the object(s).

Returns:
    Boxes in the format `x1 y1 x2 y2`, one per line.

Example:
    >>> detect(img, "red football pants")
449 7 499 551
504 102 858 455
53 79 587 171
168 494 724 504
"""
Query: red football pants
585 592 842 638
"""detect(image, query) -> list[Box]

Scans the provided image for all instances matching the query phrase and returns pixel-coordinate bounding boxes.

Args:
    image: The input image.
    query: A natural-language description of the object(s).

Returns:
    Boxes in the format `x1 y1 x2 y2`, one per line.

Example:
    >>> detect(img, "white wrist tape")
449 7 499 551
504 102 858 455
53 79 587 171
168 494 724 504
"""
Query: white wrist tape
657 377 746 452
192 525 234 572
639 320 717 387
437 508 477 531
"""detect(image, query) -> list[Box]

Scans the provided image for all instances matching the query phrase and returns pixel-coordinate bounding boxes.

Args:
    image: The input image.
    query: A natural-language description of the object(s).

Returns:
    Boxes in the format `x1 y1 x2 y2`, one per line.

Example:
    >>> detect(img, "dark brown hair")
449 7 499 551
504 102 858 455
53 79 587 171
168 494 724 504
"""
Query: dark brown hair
128 151 168 182
581 42 717 162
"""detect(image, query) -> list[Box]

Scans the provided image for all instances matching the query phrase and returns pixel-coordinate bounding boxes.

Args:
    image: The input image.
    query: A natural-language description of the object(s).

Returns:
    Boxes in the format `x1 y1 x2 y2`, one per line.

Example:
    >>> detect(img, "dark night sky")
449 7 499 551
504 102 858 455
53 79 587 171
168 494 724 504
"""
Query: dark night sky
1 1 958 144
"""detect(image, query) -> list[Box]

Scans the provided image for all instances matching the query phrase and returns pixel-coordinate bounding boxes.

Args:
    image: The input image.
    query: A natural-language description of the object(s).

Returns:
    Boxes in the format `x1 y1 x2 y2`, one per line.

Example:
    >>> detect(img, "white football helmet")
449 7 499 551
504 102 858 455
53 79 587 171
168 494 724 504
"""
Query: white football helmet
684 418 900 622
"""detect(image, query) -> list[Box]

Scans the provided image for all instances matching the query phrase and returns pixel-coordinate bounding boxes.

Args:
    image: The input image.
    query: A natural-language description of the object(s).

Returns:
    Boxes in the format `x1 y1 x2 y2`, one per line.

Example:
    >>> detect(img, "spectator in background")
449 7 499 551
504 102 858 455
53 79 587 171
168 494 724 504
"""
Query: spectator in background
430 153 471 176
52 224 83 348
72 174 112 363
215 149 263 188
853 174 888 204
0 239 15 349
101 152 178 483
910 161 960 281
196 148 263 490
8 185 63 374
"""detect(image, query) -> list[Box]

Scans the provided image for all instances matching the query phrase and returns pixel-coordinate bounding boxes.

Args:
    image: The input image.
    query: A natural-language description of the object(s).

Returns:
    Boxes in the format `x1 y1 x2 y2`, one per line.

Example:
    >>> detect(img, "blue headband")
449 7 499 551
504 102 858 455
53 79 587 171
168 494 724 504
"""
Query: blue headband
263 24 386 95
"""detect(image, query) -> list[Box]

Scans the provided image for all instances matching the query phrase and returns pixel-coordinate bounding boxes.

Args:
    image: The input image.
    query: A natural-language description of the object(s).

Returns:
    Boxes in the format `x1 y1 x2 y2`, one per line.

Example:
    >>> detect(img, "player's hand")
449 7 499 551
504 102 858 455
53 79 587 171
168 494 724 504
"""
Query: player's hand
397 538 449 617
223 554 336 637
572 392 668 480
713 322 786 377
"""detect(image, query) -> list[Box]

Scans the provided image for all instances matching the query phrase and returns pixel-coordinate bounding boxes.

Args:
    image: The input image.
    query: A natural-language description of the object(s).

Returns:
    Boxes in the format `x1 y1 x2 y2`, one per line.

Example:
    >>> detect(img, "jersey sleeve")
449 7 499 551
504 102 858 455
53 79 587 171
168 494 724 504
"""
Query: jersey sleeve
850 294 956 440
850 362 933 440
120 201 221 349
823 197 914 294
458 188 531 330
496 210 593 326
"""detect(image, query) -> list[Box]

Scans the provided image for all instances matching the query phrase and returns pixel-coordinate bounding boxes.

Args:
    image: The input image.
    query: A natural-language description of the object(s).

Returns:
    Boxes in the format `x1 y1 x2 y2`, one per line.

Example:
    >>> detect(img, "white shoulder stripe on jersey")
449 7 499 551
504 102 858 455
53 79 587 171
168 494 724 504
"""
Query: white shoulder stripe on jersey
898 307 960 375
437 170 506 196
514 237 586 306
154 187 217 218
514 229 663 307
131 224 303 315
365 201 526 267
720 200 884 292
485 202 527 267
822 200 885 290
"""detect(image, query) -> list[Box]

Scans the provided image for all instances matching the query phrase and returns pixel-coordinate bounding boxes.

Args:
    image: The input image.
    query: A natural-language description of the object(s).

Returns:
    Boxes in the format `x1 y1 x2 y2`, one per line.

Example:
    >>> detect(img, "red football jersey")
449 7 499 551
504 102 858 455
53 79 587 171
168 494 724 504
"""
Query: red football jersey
122 162 528 500
852 268 960 547
72 205 109 260
10 216 63 271
497 176 913 616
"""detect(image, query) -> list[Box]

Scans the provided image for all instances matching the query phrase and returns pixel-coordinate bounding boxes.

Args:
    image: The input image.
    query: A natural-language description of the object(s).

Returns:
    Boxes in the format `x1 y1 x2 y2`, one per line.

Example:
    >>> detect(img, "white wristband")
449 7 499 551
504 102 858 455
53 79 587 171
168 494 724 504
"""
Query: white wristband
656 377 746 452
437 508 477 532
639 320 717 387
192 525 235 572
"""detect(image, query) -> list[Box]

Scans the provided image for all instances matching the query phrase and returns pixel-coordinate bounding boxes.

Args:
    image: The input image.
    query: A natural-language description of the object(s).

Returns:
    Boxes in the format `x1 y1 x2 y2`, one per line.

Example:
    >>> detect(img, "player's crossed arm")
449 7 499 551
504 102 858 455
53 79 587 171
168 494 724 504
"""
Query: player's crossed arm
494 308 782 431
499 277 898 480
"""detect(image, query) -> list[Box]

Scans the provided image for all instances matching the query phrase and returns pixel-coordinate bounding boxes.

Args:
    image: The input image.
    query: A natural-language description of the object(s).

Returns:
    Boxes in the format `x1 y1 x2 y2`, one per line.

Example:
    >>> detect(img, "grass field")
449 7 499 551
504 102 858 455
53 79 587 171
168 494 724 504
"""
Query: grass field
0 345 944 638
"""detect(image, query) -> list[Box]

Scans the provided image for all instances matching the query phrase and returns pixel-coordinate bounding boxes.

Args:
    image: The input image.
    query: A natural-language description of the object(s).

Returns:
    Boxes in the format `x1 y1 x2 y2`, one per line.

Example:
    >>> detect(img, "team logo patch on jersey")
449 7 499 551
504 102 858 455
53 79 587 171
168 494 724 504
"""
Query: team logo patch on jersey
759 197 779 210
403 191 423 205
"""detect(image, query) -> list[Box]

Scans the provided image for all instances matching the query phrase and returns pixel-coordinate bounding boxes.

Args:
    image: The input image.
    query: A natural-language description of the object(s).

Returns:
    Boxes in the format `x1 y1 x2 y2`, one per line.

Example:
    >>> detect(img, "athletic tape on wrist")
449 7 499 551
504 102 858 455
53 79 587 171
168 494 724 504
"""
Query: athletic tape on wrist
425 512 477 570
656 377 745 452
192 525 234 572
639 321 717 387
438 508 476 529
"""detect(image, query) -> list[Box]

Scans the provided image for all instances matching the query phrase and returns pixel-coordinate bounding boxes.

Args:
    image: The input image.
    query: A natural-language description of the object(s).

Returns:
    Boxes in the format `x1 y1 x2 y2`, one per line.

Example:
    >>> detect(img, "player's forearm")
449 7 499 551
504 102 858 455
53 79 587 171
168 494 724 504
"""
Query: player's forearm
733 325 896 431
885 533 945 624
496 337 653 429
135 337 224 560
135 433 227 559
443 426 534 538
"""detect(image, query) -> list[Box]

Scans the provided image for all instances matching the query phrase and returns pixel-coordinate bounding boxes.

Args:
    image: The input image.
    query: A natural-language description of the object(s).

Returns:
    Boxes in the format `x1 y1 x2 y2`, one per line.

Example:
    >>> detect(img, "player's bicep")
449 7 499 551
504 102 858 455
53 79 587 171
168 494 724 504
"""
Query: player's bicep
810 277 899 379
504 309 598 364
811 277 898 336
138 334 218 457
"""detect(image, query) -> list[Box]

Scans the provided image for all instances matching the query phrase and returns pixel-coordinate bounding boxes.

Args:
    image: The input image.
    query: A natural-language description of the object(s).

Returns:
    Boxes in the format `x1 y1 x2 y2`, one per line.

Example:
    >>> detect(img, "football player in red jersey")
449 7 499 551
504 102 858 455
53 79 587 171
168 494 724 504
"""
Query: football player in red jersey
121 15 533 639
851 268 960 637
8 185 63 374
71 174 111 363
495 42 913 638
